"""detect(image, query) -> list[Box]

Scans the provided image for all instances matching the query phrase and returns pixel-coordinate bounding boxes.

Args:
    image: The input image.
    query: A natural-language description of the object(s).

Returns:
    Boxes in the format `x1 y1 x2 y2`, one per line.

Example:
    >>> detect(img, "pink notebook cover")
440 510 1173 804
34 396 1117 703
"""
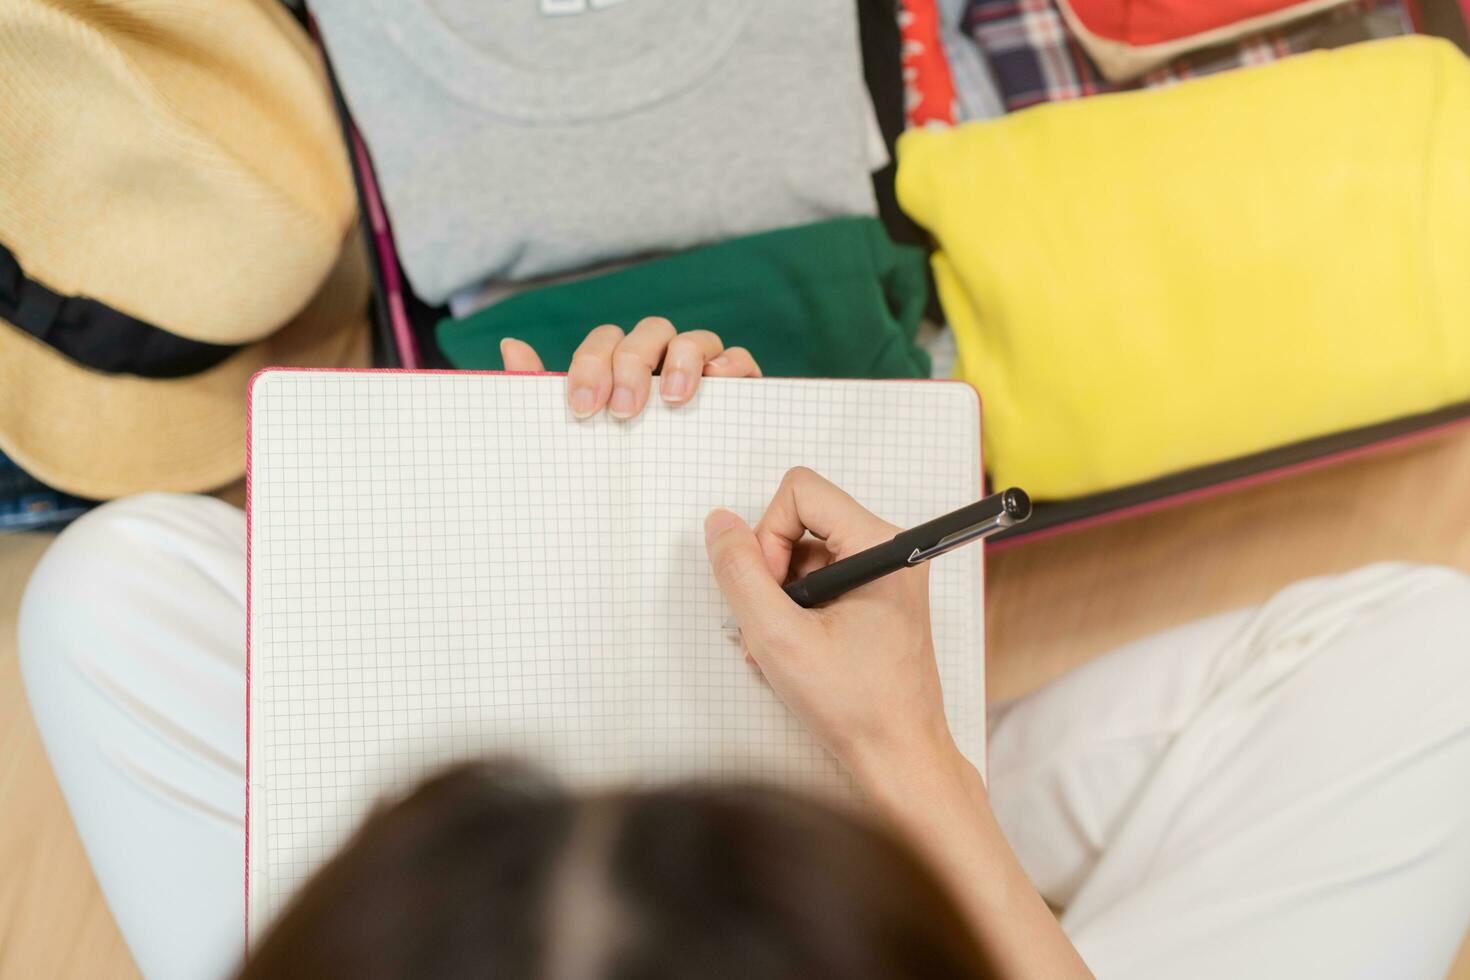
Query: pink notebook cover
242 367 983 947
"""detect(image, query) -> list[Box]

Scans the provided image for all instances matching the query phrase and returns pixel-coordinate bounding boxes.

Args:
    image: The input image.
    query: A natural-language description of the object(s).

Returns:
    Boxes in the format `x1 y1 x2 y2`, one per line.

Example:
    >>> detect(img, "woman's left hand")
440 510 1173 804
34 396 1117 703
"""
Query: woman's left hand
500 316 761 420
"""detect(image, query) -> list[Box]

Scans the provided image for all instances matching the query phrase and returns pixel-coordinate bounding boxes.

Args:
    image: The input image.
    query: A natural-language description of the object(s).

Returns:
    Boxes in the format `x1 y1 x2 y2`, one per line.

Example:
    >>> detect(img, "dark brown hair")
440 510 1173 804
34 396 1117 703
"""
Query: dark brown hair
240 762 994 980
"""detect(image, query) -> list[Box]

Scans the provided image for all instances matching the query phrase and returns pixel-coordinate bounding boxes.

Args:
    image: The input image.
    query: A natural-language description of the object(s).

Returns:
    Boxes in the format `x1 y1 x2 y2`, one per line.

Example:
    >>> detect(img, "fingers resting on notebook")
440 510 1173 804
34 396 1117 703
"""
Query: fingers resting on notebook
704 467 955 786
498 318 762 421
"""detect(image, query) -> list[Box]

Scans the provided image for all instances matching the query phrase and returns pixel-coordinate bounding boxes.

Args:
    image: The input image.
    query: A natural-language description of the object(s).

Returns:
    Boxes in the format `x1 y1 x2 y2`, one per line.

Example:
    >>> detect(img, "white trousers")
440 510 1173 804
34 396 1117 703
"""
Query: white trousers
19 494 1470 980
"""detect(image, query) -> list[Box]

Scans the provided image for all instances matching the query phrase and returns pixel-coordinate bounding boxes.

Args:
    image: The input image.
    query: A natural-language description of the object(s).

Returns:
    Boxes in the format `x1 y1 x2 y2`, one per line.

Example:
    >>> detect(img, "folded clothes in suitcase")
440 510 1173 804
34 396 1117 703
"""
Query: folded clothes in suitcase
898 36 1470 540
322 19 1470 547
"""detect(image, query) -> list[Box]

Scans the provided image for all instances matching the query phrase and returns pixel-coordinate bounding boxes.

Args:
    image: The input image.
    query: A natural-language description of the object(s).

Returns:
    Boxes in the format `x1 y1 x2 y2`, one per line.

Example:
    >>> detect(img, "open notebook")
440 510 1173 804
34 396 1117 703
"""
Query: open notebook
246 371 985 943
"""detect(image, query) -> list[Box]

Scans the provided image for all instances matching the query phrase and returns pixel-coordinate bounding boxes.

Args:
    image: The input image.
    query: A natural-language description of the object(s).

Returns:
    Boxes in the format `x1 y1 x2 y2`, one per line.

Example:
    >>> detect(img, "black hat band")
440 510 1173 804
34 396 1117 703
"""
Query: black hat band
1 242 243 379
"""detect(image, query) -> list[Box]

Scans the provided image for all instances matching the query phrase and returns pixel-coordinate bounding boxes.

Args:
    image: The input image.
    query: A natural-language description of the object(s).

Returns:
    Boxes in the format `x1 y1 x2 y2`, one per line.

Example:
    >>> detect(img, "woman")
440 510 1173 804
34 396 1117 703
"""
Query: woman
238 763 1000 979
20 321 1470 980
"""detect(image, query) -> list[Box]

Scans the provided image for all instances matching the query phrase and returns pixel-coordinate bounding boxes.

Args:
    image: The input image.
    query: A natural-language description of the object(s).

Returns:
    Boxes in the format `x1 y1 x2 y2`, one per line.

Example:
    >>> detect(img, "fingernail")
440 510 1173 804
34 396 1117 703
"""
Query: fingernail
608 387 637 418
709 354 730 368
705 509 741 542
661 371 690 401
569 387 596 418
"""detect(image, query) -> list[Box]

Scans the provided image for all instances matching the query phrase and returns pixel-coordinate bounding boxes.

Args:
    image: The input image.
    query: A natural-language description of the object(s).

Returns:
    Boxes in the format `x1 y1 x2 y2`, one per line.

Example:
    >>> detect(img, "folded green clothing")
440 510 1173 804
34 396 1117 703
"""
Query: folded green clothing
436 217 932 379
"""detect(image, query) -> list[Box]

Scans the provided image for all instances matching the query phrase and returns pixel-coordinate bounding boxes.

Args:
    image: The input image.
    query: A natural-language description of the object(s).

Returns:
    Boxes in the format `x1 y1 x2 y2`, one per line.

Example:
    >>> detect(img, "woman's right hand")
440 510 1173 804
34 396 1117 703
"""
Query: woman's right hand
707 469 1096 980
702 467 959 786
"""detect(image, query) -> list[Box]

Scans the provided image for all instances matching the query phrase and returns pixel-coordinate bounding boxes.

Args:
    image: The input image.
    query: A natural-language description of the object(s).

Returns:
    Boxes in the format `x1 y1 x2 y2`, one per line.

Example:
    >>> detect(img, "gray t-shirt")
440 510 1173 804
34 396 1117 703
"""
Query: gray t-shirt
314 0 883 305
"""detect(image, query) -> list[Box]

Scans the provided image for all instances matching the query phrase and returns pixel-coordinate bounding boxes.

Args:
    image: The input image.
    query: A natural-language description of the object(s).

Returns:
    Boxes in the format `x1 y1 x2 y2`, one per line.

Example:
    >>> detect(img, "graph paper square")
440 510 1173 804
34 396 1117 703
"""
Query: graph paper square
246 371 984 943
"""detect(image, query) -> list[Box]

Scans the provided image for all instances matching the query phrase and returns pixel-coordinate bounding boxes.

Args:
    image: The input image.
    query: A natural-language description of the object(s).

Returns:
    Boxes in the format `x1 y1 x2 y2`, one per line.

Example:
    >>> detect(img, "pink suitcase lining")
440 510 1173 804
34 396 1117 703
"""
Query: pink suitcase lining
989 401 1470 548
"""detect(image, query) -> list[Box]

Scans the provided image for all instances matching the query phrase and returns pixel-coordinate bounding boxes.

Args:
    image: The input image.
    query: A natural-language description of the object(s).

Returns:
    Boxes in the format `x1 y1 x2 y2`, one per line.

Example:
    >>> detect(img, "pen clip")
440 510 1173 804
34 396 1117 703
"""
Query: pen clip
905 510 1018 565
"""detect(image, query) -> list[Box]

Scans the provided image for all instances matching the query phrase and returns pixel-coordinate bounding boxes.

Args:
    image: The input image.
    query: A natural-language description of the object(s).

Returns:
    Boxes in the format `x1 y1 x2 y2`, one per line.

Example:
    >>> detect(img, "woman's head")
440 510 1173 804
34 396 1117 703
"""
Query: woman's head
240 762 993 979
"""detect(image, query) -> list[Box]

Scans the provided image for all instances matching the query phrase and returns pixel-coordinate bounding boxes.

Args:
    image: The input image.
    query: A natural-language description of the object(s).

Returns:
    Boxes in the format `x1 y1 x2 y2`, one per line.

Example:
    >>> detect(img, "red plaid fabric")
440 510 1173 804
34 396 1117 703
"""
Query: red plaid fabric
963 0 1414 111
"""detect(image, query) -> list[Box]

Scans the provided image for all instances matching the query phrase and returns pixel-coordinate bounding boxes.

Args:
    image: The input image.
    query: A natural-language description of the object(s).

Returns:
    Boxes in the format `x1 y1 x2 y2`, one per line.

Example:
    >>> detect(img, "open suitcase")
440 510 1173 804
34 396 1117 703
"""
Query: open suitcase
311 6 1470 549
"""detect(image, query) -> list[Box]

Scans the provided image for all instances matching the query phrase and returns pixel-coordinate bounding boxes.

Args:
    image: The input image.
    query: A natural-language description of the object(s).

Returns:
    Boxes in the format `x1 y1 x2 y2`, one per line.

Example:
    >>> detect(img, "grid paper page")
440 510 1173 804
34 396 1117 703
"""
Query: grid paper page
247 372 983 942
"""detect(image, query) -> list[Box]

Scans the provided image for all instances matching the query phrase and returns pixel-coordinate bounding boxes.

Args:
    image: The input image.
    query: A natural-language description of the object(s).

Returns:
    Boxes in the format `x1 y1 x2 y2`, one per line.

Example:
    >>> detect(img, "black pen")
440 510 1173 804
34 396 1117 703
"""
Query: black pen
723 487 1031 629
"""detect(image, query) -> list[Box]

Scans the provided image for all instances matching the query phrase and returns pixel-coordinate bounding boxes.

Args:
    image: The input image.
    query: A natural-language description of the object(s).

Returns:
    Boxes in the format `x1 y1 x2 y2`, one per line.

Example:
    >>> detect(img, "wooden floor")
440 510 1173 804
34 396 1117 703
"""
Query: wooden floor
0 533 140 979
3 424 1470 978
987 422 1470 700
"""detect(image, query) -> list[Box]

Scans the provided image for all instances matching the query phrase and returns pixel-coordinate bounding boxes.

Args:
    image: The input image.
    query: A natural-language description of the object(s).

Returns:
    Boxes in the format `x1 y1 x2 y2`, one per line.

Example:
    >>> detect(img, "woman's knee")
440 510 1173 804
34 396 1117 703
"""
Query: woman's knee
18 493 244 685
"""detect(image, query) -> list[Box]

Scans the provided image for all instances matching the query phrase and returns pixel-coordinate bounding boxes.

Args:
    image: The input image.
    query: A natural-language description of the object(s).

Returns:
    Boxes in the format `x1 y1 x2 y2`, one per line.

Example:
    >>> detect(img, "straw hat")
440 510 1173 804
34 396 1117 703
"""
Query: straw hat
0 0 370 500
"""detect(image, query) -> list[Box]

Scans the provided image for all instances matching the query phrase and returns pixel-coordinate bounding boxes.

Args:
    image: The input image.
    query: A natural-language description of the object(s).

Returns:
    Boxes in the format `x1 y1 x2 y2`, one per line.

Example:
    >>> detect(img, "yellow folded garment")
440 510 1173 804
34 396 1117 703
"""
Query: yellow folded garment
897 36 1470 499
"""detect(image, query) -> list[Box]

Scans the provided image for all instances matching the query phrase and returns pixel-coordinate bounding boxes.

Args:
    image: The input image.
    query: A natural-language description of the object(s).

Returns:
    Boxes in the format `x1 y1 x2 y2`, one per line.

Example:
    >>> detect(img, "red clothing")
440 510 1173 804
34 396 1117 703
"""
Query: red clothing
898 0 958 126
